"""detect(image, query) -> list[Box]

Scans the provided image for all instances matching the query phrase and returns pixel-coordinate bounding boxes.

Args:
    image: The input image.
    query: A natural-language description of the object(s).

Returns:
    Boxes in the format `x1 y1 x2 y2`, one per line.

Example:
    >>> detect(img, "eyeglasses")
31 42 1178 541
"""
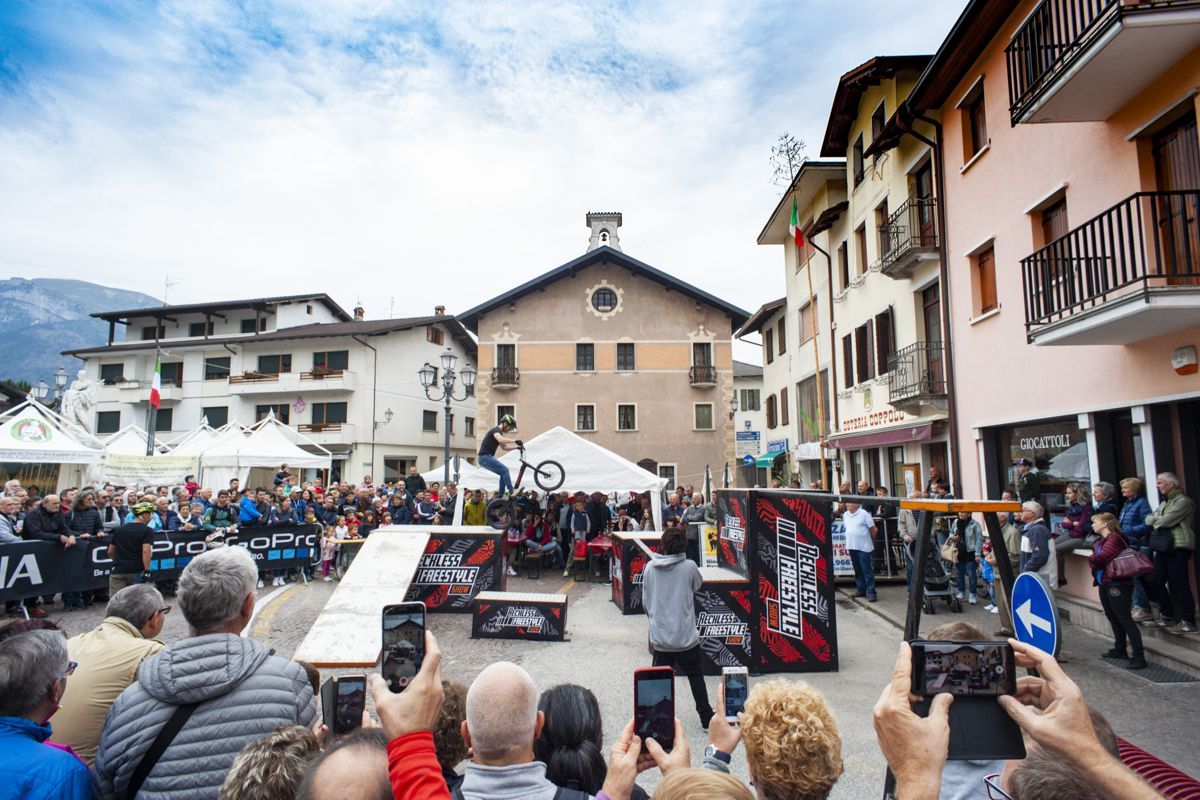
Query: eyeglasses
63 661 78 677
158 606 172 615
984 774 1013 800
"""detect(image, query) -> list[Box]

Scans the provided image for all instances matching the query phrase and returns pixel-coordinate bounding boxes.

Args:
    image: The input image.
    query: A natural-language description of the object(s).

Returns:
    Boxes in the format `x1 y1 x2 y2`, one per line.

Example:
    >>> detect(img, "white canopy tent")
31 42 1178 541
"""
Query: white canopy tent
199 414 332 489
452 426 668 530
169 422 245 458
102 425 166 456
421 456 467 486
0 400 102 490
163 423 217 454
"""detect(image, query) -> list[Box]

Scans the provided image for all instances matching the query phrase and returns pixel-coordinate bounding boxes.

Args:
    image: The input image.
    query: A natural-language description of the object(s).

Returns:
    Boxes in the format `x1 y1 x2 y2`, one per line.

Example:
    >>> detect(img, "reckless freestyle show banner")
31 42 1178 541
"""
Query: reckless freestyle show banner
472 597 566 642
695 585 754 675
405 532 503 613
610 533 661 615
0 525 321 603
716 491 839 672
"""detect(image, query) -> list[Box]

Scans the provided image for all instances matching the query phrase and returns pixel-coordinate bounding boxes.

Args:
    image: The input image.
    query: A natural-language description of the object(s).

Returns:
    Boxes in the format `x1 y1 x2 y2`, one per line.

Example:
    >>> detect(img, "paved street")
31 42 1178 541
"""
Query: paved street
46 566 1200 797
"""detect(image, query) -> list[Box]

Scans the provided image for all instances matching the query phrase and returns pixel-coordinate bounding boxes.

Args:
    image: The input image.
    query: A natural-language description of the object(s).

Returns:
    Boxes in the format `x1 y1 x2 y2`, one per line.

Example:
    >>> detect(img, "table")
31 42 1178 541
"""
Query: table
585 535 614 582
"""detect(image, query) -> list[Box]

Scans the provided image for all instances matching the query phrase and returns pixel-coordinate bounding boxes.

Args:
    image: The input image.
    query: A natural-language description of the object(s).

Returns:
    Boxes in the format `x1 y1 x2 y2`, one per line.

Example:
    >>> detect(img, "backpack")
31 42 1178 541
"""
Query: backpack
450 785 589 800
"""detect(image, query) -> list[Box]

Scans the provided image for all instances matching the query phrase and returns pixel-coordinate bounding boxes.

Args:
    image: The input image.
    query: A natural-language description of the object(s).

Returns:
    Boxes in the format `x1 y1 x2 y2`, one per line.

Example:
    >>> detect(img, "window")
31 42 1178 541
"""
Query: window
889 446 906 497
874 309 894 376
838 241 850 289
798 302 815 345
188 321 214 337
140 325 164 341
1041 198 1068 247
766 394 778 429
576 343 595 372
658 465 677 489
852 134 865 186
856 321 876 383
154 408 173 432
202 406 228 427
96 410 120 434
617 404 637 431
426 326 444 346
962 83 988 159
617 342 635 371
465 417 475 437
692 342 713 367
871 102 886 158
842 335 854 389
764 328 774 364
159 362 182 386
976 246 998 314
694 404 714 430
99 363 124 383
591 287 618 312
257 354 292 375
577 405 596 431
313 350 349 371
779 388 789 426
204 356 230 380
739 388 760 411
306 304 313 315
496 405 515 425
496 344 516 369
855 224 868 275
776 318 786 355
312 402 348 425
796 370 829 443
241 318 266 333
422 410 438 431
255 403 290 424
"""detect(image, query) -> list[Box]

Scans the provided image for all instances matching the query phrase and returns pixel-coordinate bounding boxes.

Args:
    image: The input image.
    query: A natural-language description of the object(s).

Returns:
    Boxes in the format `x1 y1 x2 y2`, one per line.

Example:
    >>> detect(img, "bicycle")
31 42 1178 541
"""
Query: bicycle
483 441 565 530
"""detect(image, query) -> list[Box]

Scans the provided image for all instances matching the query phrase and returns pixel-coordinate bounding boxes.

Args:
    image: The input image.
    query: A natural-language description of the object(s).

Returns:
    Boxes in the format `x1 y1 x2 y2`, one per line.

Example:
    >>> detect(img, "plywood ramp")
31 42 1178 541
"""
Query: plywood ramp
293 528 431 667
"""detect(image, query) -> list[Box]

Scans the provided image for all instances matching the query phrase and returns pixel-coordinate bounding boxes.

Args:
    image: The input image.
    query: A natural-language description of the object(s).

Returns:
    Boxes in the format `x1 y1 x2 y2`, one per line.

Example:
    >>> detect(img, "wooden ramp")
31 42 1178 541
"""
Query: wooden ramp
293 528 430 667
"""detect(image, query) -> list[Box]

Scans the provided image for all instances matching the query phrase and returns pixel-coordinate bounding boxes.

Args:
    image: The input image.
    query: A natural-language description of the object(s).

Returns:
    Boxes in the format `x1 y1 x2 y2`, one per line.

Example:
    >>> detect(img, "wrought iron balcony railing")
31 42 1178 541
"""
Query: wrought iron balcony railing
887 341 946 404
490 366 520 387
689 365 717 386
880 197 940 276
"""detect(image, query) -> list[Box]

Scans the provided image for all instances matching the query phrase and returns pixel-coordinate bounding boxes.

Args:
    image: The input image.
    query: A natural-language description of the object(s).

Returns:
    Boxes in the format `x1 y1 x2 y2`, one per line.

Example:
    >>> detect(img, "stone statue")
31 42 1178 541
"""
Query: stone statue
60 370 100 445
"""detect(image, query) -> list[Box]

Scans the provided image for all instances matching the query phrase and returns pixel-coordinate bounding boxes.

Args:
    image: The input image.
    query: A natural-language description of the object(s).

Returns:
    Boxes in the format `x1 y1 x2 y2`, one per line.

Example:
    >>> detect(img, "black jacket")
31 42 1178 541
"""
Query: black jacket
404 474 427 497
23 506 68 542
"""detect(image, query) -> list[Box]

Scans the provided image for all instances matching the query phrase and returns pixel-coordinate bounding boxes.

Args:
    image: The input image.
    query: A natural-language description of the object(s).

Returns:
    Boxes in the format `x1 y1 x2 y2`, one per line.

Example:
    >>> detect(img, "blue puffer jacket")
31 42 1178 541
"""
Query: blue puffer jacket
1118 496 1152 545
0 716 92 800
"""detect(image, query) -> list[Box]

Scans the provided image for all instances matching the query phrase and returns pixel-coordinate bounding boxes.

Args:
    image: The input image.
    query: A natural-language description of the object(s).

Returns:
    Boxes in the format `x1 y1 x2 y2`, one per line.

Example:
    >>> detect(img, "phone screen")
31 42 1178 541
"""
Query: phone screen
382 603 426 693
912 641 1015 696
723 670 748 720
634 670 675 752
333 676 366 733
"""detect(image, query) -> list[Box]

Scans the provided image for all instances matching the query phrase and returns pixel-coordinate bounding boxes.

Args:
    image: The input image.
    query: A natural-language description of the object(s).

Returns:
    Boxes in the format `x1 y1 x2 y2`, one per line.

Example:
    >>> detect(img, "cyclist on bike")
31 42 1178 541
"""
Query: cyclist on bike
479 414 520 496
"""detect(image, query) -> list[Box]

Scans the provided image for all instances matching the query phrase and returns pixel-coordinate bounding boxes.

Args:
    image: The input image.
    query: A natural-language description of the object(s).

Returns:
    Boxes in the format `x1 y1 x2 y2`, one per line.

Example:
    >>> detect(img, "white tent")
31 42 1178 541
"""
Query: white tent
452 426 669 530
0 400 102 464
422 456 467 485
163 423 217 454
170 422 244 457
102 425 166 456
199 415 331 488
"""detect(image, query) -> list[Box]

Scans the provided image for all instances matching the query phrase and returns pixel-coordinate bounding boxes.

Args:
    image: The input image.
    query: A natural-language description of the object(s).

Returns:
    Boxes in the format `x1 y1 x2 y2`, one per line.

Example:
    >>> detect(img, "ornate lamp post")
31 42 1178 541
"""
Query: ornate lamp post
418 347 476 486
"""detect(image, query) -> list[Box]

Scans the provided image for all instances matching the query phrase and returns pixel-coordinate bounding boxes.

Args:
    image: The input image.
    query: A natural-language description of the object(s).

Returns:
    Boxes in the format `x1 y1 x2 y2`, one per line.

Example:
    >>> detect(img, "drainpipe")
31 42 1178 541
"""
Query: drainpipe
352 334 378 480
898 110 963 495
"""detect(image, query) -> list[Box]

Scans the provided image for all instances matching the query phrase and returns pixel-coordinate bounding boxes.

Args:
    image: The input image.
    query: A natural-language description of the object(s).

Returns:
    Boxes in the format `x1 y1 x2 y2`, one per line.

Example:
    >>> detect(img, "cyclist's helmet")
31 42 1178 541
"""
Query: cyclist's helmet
499 414 516 428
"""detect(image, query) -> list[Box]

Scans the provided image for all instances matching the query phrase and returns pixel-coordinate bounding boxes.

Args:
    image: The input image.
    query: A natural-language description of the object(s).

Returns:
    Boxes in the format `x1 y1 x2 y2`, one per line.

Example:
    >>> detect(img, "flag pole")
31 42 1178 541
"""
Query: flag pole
145 348 160 455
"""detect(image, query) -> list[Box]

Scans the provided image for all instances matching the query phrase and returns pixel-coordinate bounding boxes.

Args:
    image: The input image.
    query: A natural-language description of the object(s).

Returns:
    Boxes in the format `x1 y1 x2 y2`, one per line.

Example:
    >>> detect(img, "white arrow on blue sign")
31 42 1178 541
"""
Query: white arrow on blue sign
742 455 755 466
1011 572 1060 657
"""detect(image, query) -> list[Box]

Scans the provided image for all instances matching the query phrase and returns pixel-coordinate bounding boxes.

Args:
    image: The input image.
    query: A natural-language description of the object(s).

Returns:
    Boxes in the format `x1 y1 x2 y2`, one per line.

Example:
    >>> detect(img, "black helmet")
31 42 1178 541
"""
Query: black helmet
500 414 516 428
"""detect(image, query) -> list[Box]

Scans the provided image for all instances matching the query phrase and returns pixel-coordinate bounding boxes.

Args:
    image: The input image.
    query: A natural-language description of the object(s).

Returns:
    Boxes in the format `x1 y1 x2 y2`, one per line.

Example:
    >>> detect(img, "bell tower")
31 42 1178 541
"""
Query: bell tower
586 211 623 252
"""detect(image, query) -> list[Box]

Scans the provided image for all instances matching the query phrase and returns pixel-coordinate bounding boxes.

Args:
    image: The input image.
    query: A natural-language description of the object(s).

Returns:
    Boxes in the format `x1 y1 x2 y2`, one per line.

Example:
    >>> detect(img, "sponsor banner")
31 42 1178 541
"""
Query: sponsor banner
102 454 199 486
0 524 320 603
830 520 855 577
610 533 660 615
472 598 566 642
695 586 753 675
405 532 503 613
702 524 718 568
715 492 749 577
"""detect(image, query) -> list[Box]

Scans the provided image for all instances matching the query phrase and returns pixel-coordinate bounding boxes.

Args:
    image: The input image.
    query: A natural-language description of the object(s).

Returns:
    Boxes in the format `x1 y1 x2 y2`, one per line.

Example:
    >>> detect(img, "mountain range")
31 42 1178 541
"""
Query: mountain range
0 278 160 385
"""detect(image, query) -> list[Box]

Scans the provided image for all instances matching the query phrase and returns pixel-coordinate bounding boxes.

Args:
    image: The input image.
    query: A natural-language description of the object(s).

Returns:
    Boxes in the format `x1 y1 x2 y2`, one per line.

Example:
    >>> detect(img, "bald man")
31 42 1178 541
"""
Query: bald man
297 729 391 800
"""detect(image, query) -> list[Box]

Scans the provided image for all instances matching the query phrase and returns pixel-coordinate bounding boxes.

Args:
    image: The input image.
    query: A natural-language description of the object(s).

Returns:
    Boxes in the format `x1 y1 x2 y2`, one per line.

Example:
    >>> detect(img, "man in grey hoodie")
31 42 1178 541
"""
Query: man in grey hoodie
642 527 714 728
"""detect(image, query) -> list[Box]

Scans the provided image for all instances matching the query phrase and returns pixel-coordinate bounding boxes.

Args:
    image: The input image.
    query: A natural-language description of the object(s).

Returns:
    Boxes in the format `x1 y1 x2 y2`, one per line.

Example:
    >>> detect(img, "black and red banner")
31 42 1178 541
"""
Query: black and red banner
405 531 504 613
715 494 750 577
472 593 567 642
610 532 661 615
695 583 754 674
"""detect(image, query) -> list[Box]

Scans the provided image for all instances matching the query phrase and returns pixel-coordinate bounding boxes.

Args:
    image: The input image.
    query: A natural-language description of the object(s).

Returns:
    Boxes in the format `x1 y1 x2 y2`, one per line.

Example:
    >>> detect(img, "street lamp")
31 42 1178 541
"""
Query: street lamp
729 391 739 420
32 381 49 402
374 407 394 430
419 346 476 486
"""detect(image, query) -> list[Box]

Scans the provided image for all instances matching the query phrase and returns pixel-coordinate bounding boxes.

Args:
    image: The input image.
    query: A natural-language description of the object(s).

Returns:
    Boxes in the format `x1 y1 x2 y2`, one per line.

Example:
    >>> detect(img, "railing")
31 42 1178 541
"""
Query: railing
1005 0 1118 123
690 365 717 385
887 341 946 404
491 366 520 386
881 197 939 270
228 371 281 384
299 422 342 433
300 369 344 380
1022 191 1200 333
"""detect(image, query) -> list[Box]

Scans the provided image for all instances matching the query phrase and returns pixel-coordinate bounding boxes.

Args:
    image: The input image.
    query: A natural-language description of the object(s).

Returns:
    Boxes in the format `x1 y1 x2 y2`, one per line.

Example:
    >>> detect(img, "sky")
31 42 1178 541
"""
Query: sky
0 0 965 345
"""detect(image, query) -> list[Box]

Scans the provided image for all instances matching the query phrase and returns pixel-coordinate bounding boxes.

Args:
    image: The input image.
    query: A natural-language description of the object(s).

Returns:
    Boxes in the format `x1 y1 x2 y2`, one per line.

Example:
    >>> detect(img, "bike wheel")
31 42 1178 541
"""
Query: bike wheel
484 499 510 530
534 459 565 492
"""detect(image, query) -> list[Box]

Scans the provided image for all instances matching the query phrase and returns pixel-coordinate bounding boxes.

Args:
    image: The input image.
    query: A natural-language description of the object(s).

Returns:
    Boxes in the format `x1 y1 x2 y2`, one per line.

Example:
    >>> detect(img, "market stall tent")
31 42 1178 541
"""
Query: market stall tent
199 415 331 489
0 400 102 490
422 456 467 486
452 426 668 530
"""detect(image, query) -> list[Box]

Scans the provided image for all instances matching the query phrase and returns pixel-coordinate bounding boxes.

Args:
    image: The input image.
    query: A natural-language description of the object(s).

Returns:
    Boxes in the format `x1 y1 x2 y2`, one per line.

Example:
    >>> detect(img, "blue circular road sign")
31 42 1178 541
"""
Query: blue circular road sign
1011 572 1060 657
742 454 755 466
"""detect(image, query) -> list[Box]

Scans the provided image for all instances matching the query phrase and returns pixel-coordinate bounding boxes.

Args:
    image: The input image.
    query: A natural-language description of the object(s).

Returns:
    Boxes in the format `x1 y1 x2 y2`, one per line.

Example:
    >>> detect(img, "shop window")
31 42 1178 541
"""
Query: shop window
996 419 1090 516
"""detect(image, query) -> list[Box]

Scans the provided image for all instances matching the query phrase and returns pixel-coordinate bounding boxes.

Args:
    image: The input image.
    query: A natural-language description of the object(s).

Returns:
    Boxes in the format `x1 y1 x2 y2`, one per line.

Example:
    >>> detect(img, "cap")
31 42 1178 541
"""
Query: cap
1013 458 1033 467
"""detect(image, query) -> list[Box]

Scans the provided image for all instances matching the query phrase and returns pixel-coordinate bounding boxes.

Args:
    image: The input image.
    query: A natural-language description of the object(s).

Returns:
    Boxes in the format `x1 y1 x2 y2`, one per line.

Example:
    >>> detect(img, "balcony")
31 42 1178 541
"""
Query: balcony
879 197 940 279
299 369 356 392
689 365 717 387
1006 0 1200 125
297 422 356 444
115 379 181 403
887 342 947 411
490 366 520 390
1022 191 1200 345
227 371 299 395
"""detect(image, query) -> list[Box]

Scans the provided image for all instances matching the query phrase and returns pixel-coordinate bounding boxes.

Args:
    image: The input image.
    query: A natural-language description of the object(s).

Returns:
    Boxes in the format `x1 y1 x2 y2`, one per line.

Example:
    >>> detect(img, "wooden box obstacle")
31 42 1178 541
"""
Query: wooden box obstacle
471 591 567 642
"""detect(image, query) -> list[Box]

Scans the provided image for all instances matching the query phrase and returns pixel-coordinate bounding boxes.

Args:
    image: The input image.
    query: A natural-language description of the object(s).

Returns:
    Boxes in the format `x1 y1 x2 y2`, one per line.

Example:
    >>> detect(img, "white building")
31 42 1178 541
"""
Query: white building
732 359 766 486
64 294 478 484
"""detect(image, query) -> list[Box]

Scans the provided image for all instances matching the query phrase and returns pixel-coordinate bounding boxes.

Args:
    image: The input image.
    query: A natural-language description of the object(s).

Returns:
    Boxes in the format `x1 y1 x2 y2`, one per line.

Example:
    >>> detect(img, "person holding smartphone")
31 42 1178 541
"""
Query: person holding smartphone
642 526 714 728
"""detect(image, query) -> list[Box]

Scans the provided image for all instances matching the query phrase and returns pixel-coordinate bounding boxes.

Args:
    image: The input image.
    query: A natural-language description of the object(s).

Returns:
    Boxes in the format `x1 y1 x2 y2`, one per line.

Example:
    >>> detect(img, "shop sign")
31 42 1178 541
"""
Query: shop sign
766 438 788 454
839 408 910 432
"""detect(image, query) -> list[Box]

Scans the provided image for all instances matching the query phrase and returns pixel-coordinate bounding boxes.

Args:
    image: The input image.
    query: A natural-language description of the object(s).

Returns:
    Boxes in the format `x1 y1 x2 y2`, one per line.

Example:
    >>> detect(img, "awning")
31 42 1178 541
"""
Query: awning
826 422 933 450
743 452 785 468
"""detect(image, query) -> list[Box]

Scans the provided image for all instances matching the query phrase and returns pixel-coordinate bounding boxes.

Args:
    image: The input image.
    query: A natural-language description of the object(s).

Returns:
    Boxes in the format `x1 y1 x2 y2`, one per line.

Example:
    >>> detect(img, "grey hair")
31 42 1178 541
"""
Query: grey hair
179 546 258 633
1157 472 1180 490
0 629 68 717
1022 500 1044 519
106 584 165 629
221 725 321 800
1092 481 1115 502
466 662 539 760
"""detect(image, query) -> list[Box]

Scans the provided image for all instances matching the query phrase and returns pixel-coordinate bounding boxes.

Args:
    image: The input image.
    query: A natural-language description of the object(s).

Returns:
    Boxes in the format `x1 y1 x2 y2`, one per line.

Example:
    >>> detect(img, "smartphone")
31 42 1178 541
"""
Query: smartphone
910 641 1016 697
722 667 749 722
381 602 426 693
634 666 675 752
333 676 366 734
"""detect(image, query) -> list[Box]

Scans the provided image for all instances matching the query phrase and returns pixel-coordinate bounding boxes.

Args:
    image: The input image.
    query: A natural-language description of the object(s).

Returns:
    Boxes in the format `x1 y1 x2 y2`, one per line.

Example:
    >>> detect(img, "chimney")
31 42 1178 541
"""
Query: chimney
434 305 446 316
353 305 365 320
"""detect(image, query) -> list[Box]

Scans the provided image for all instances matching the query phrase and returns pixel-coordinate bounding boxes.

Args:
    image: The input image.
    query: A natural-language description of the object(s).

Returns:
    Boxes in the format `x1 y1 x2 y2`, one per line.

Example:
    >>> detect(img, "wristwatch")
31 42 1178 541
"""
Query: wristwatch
703 744 731 764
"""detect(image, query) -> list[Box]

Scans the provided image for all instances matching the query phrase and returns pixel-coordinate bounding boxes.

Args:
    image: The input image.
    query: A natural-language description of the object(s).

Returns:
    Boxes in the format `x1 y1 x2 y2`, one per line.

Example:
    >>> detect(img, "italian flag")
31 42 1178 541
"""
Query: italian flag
789 198 805 247
149 360 161 409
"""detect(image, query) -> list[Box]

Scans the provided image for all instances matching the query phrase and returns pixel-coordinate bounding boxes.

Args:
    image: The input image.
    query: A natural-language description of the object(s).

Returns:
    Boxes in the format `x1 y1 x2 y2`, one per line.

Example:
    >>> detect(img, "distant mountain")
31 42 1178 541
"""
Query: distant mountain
0 278 160 384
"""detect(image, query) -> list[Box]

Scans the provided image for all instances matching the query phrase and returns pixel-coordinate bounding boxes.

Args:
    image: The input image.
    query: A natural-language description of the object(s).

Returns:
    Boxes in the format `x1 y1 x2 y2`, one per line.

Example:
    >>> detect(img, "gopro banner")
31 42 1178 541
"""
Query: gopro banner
610 532 661 615
405 531 504 613
471 591 567 642
0 524 321 603
695 582 754 675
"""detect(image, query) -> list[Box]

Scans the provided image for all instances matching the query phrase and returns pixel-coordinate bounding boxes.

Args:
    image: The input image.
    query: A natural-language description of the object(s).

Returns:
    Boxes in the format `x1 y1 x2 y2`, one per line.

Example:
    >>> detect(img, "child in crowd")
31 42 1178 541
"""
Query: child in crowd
320 516 349 582
980 540 997 613
563 498 590 578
